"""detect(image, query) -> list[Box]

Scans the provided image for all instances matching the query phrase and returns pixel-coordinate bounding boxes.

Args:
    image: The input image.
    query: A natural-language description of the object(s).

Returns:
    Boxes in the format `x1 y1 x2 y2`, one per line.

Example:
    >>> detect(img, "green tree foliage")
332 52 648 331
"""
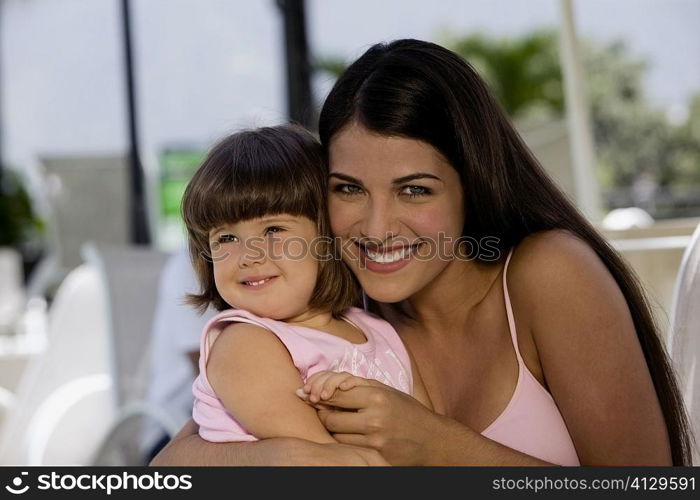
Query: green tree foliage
0 170 43 247
447 31 564 119
443 31 700 217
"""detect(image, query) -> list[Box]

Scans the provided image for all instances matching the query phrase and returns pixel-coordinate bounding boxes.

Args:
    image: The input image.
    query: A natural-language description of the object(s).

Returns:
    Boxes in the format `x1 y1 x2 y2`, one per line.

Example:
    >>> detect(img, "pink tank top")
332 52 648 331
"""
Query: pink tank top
192 307 413 442
480 249 580 466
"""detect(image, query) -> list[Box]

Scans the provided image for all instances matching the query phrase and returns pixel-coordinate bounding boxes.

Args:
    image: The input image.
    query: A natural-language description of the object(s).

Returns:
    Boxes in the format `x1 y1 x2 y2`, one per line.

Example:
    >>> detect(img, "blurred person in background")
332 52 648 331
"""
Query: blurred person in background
142 248 215 463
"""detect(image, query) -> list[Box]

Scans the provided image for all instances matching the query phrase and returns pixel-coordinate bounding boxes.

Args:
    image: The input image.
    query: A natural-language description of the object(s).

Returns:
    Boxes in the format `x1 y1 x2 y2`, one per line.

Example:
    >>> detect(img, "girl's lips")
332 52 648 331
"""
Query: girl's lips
240 276 278 290
356 242 422 274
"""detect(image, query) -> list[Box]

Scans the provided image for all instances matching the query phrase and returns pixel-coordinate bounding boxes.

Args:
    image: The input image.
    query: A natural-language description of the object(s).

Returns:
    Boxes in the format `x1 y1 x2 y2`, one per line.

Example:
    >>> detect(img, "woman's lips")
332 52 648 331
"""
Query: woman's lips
355 242 422 274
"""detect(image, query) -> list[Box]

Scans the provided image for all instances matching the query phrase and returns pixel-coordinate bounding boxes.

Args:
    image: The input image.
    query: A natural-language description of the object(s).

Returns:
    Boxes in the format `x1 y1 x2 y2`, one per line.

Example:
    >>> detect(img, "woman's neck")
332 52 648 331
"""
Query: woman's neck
403 256 504 337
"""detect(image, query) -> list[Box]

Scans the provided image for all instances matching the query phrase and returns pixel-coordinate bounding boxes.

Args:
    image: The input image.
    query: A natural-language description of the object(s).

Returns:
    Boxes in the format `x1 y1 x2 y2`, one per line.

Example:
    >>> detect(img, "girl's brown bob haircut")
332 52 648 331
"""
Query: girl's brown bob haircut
181 124 360 317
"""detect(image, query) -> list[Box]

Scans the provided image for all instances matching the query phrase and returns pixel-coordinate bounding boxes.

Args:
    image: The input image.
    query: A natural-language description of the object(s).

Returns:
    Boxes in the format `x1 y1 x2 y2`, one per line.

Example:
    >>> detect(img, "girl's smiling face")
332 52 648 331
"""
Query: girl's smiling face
209 214 320 320
328 123 466 304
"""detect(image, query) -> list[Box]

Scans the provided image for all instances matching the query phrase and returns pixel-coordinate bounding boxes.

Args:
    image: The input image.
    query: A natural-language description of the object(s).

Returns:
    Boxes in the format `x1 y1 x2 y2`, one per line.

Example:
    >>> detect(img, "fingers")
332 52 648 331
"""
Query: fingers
322 385 388 411
317 408 366 434
301 371 368 403
332 433 368 448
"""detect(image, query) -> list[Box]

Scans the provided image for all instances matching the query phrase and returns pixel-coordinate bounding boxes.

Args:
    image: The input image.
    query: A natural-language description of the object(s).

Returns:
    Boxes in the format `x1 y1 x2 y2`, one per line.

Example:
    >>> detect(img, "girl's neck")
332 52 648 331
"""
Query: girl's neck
403 255 504 337
283 307 336 330
284 306 367 345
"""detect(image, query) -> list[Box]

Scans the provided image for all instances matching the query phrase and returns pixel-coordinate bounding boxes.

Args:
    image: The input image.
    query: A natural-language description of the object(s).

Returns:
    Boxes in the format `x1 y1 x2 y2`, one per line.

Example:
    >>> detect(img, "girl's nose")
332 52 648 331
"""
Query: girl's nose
238 238 266 268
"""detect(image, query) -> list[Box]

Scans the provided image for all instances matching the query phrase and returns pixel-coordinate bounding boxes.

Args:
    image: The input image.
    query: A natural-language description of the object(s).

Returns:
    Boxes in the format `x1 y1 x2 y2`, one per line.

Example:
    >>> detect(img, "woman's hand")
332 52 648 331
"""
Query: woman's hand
312 381 449 465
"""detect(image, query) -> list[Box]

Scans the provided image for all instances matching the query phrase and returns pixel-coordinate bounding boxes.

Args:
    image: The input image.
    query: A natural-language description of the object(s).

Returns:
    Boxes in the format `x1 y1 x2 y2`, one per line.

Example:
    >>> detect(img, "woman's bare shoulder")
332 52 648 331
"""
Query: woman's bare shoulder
502 234 671 465
510 229 598 271
505 228 630 344
506 229 612 300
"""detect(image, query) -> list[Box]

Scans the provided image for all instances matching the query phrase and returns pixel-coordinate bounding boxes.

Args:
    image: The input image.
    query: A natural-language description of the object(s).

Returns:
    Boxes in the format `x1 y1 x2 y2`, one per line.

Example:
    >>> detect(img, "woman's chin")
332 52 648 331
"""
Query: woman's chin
361 284 413 305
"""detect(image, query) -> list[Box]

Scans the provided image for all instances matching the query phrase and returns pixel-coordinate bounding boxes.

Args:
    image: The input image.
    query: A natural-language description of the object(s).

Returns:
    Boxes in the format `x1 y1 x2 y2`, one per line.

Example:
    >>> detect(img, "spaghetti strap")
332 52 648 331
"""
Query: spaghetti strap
484 246 581 466
502 248 524 364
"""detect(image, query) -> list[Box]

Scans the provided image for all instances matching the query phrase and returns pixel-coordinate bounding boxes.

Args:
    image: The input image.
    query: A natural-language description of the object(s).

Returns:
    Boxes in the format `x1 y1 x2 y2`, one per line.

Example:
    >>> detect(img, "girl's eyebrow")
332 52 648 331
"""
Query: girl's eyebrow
258 216 299 224
329 172 443 185
208 217 297 236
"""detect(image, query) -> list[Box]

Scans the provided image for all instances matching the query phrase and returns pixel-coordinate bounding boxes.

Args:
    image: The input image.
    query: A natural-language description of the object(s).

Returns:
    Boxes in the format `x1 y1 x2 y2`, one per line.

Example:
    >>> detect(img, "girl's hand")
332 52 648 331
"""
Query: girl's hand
314 382 450 466
296 370 372 405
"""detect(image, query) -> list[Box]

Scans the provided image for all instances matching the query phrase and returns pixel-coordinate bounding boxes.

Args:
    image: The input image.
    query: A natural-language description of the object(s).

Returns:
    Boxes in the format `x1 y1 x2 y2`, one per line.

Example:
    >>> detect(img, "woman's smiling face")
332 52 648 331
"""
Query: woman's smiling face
328 122 466 303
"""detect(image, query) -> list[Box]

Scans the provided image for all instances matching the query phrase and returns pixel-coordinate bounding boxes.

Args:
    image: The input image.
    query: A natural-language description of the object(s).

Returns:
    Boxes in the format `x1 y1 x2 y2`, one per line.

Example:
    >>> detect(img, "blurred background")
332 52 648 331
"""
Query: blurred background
0 0 698 465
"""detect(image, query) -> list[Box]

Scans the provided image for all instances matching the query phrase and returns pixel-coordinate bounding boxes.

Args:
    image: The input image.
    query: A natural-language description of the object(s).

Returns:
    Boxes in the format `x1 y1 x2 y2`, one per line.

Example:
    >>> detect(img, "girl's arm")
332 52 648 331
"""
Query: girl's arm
297 352 433 411
205 322 335 443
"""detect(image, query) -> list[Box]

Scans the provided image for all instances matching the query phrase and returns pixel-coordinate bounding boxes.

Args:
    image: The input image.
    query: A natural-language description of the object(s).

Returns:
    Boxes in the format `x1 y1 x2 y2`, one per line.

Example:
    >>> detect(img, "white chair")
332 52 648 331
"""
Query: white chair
0 264 114 465
0 247 25 336
668 221 700 465
84 243 179 465
26 155 130 301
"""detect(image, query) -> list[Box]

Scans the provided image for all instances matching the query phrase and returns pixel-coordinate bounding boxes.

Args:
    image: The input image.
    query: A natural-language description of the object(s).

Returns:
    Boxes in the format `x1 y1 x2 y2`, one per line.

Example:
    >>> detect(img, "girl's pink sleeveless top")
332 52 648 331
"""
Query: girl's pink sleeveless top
480 248 580 466
192 307 413 442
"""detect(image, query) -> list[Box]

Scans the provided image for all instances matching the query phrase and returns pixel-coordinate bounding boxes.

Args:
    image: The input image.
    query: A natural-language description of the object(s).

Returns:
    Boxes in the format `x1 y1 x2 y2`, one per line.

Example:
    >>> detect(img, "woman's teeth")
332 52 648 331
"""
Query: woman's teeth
364 245 418 263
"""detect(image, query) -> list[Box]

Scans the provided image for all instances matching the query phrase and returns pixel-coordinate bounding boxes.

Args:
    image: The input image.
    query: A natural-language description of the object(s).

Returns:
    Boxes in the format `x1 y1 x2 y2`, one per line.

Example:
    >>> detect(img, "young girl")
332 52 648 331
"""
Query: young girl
181 125 431 444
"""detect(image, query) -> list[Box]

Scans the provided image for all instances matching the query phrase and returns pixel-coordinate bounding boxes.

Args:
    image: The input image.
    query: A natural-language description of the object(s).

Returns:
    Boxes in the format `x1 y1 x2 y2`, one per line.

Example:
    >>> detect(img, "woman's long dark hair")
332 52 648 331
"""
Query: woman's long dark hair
318 39 693 465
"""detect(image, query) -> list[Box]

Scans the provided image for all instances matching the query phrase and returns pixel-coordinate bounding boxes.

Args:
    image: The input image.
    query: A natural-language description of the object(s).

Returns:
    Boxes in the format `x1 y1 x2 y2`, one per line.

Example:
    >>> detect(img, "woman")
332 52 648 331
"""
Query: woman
152 39 692 466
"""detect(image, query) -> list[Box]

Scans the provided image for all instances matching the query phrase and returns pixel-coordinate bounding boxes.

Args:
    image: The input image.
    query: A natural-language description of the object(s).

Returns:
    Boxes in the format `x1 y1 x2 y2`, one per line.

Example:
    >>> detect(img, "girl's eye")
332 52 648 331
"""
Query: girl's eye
217 234 238 244
265 226 285 236
401 185 431 197
333 183 363 196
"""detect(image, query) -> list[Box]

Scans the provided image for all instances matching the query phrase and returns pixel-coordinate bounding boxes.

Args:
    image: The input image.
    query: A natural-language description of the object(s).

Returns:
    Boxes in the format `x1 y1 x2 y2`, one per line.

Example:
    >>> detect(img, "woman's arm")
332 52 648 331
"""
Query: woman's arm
149 419 390 466
316 230 673 465
149 419 291 466
316 383 555 465
508 230 672 465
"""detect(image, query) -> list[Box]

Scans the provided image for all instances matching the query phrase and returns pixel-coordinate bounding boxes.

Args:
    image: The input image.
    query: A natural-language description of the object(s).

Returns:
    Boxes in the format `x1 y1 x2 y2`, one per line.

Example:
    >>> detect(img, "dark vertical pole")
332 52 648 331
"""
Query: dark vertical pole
0 0 4 187
120 0 150 244
276 0 313 129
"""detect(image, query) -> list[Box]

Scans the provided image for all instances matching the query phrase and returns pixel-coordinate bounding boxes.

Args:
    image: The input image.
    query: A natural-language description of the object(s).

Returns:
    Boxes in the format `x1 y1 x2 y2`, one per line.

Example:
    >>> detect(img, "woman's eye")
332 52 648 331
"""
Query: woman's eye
401 185 431 197
333 183 363 196
265 226 285 235
217 234 238 244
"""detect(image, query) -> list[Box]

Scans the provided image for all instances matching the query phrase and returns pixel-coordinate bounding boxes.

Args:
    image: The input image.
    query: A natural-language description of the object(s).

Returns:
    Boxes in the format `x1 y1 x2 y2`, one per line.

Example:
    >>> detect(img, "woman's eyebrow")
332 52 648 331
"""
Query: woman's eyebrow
329 172 442 184
392 173 443 184
329 172 363 184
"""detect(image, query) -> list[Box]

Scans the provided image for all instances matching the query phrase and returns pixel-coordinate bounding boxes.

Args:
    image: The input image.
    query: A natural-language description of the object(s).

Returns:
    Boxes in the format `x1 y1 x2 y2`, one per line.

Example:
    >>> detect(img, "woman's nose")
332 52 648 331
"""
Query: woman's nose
359 197 401 243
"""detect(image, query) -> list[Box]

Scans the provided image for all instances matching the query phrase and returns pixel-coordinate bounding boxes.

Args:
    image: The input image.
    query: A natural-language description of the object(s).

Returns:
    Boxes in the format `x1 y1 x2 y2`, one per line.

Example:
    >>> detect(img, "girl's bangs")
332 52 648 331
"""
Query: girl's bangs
186 163 318 236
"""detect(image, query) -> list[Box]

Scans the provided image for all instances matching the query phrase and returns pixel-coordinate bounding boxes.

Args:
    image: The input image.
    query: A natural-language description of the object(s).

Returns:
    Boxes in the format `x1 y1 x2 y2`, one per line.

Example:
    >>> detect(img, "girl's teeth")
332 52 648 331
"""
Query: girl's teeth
365 245 416 263
246 278 270 286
